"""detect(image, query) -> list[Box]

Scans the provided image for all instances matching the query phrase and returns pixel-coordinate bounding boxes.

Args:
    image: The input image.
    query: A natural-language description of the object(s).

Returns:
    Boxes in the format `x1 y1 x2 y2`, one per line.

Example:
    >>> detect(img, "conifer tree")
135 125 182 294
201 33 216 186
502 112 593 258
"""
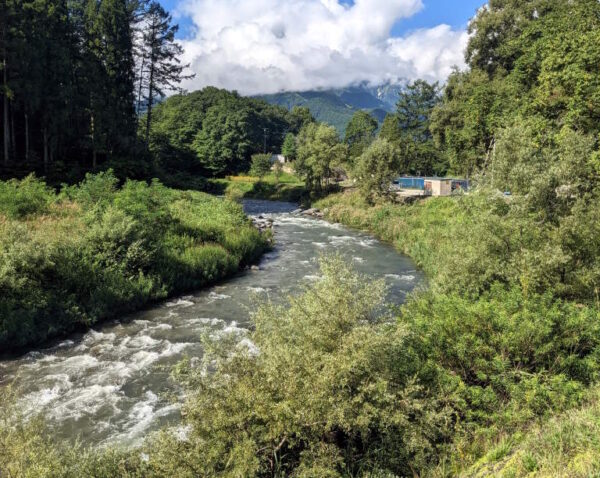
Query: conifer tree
140 1 193 144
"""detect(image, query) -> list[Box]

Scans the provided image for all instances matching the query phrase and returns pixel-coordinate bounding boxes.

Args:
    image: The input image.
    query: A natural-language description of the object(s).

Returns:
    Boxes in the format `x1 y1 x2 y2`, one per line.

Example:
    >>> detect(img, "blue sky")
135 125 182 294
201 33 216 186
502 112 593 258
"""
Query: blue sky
392 0 484 33
166 0 484 95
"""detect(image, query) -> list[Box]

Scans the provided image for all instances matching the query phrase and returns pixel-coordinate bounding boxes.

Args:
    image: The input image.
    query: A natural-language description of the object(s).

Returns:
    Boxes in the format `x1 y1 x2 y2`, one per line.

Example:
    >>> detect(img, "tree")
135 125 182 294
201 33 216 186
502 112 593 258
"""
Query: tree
140 1 193 144
249 153 272 179
394 80 443 176
281 132 297 161
354 138 400 204
296 122 347 192
273 160 283 183
379 113 402 144
344 110 378 166
288 105 314 134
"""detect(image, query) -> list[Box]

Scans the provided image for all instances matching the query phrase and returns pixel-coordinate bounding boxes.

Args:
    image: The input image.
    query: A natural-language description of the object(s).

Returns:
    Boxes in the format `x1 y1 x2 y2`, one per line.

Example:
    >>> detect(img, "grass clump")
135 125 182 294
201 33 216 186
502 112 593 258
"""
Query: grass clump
0 171 268 352
210 172 306 202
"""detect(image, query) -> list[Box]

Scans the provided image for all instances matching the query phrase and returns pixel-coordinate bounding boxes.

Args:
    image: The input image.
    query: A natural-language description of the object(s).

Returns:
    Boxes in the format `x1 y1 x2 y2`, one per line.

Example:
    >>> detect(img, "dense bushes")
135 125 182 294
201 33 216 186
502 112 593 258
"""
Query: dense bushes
0 172 268 351
315 190 600 475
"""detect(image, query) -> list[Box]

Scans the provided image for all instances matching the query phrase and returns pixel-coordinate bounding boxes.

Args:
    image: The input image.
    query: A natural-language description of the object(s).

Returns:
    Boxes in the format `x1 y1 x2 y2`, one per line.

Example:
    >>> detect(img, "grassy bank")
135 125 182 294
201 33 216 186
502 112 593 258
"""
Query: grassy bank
314 190 600 476
0 172 269 352
209 172 306 203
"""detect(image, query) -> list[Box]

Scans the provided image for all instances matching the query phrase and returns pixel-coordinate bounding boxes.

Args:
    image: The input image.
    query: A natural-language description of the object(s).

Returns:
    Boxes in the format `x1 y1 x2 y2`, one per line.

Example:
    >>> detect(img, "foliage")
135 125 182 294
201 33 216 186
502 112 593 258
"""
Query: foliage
315 189 600 475
382 80 444 176
249 153 272 179
295 122 347 192
272 160 283 183
139 1 193 144
211 172 306 202
344 110 378 165
354 139 400 204
0 174 55 218
0 172 268 351
281 132 297 161
0 0 150 180
148 256 454 477
432 0 600 177
149 88 292 177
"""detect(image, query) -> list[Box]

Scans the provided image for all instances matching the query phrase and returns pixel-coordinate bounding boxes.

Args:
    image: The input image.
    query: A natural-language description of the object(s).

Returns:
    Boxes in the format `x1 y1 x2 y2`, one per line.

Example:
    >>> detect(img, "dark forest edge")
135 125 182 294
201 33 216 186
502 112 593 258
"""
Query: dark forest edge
0 171 269 353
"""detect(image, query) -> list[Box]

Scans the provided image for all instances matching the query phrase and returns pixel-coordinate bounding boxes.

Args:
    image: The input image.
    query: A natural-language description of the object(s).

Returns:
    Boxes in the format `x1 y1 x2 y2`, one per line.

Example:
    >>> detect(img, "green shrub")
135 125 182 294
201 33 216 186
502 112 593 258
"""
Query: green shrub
0 174 267 351
249 153 273 178
0 175 55 219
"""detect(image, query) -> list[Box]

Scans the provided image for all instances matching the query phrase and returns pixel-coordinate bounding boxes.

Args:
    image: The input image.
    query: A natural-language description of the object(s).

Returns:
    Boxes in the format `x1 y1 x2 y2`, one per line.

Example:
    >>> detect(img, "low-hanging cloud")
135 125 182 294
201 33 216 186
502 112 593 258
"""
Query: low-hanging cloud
177 0 469 95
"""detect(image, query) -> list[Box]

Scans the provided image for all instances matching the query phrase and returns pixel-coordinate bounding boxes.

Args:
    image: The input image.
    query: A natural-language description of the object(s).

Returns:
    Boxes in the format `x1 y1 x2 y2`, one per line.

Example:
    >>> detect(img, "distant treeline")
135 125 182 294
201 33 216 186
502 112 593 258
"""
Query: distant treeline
146 88 315 179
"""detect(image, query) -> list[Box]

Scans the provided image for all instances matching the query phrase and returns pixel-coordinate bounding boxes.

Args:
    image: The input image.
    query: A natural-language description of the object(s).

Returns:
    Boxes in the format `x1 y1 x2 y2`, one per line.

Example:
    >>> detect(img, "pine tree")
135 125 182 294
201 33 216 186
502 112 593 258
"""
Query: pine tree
140 1 193 144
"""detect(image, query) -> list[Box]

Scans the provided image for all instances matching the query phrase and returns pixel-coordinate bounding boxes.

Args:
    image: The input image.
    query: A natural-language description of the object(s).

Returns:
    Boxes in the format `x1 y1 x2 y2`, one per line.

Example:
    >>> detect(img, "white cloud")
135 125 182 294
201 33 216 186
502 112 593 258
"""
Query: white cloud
178 0 469 95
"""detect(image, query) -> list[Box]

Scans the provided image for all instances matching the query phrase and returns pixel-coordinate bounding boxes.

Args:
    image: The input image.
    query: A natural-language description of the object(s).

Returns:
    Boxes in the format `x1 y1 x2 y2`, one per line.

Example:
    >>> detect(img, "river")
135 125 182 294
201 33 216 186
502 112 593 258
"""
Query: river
0 200 422 448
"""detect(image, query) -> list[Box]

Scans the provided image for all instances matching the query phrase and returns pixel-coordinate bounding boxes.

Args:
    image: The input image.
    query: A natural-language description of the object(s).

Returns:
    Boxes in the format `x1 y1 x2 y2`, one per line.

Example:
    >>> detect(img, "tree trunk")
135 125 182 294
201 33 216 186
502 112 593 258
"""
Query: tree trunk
10 101 15 156
136 52 146 118
43 127 49 172
90 111 96 169
144 63 154 145
24 112 29 161
2 55 9 166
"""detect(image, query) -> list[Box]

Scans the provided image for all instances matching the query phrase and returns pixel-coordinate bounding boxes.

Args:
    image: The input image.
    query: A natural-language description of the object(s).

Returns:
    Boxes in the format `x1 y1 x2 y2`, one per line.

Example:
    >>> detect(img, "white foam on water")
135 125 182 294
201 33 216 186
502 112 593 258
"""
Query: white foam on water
237 338 260 357
311 242 327 248
128 334 161 349
353 256 365 263
84 330 117 345
303 274 323 281
165 298 194 308
84 361 132 386
108 391 179 445
359 238 377 248
246 287 267 293
56 340 75 348
21 383 122 422
161 342 191 357
38 354 59 363
222 322 246 335
58 355 101 377
149 323 173 331
22 386 62 409
187 318 223 327
384 274 416 282
130 350 161 370
329 235 359 245
208 292 231 301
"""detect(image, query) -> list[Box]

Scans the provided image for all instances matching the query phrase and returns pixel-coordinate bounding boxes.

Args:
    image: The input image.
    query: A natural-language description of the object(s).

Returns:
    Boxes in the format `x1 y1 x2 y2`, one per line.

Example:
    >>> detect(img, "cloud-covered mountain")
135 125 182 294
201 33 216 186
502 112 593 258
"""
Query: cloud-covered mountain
258 83 403 134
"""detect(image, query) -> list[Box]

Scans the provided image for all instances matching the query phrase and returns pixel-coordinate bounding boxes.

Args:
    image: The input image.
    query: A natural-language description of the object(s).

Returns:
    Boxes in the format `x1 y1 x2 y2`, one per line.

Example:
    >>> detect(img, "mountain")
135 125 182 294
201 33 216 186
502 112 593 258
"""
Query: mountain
257 83 404 135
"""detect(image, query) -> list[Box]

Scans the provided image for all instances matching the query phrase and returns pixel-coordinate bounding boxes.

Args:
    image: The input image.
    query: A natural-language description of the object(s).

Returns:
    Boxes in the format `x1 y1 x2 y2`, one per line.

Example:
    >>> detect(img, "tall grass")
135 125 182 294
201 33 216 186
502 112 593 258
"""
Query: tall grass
0 172 268 352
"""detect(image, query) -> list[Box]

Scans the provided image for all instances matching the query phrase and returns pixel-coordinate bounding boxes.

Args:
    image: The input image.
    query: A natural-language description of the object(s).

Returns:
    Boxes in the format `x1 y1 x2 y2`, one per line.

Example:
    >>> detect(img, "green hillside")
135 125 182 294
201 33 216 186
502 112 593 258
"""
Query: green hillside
258 84 399 134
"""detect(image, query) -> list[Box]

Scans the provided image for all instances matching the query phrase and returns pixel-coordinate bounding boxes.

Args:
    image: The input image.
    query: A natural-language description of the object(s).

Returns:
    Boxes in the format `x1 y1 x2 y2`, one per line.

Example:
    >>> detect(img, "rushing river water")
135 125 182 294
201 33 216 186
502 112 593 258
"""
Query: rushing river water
0 200 422 448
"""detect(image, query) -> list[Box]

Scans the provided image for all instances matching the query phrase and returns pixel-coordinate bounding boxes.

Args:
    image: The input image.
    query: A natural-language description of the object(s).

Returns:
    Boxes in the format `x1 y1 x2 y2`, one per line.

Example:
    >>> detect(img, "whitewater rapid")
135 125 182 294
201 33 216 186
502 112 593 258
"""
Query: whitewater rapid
0 200 422 447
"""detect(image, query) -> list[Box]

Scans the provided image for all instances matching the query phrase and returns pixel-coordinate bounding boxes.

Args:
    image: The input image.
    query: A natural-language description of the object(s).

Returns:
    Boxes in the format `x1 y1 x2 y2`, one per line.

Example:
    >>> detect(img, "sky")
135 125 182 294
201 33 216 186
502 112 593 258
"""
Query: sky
159 0 486 95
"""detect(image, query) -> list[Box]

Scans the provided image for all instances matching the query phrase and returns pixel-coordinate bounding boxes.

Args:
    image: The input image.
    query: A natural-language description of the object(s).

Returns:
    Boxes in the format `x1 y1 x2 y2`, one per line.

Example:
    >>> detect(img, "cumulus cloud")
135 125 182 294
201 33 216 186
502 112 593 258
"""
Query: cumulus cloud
177 0 469 95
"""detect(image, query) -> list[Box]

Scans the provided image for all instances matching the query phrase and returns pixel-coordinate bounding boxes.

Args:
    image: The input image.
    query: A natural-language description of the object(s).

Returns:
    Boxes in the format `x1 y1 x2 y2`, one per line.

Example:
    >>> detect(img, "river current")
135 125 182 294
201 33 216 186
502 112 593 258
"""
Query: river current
0 200 422 448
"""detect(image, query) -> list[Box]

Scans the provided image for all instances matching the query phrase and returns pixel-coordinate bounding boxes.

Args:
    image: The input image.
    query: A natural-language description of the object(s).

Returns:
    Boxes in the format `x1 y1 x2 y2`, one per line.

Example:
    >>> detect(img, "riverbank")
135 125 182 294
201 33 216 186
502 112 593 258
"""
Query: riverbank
0 172 269 353
314 190 600 476
209 172 307 203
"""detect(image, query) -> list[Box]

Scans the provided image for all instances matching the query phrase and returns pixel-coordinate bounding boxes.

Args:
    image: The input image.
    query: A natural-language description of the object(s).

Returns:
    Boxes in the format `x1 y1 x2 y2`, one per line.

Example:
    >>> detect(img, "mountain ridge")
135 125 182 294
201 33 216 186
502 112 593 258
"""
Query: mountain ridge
257 83 404 134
